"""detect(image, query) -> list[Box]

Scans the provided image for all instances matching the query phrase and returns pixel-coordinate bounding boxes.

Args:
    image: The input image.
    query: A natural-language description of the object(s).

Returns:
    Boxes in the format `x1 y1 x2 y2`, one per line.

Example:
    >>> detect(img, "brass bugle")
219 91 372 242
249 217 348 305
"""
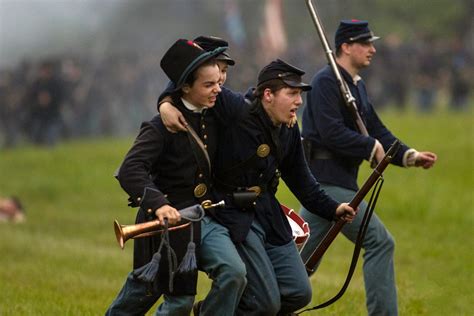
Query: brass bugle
114 200 225 249
114 219 191 249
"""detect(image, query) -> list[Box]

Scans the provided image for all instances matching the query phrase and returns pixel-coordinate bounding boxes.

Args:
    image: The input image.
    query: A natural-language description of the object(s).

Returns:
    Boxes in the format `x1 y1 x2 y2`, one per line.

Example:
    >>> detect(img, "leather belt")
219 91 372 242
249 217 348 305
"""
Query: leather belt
302 138 334 161
215 179 265 196
312 149 334 160
164 186 211 204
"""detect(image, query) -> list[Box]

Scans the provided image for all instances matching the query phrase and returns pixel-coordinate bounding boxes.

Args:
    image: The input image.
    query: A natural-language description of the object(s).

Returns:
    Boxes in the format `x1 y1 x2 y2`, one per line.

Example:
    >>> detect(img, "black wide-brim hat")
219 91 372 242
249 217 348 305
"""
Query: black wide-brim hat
335 19 380 49
160 39 227 88
194 35 235 66
257 59 311 91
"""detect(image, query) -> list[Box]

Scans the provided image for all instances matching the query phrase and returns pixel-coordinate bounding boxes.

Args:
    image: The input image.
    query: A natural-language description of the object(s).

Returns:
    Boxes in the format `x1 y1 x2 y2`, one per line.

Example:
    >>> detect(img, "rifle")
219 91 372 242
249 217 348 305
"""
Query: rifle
305 140 400 272
304 0 369 136
299 140 400 312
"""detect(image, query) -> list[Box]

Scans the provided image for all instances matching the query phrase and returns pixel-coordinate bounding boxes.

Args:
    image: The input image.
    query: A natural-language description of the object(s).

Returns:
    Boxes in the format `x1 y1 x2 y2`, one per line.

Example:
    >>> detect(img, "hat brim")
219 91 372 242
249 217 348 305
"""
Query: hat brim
176 46 227 88
352 35 380 44
366 35 380 42
216 52 235 66
282 79 312 91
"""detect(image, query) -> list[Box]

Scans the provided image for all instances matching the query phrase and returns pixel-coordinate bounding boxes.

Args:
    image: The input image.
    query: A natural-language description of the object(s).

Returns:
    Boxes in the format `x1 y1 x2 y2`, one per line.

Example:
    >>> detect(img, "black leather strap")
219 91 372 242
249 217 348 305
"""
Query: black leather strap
186 124 211 175
302 138 334 161
297 177 384 313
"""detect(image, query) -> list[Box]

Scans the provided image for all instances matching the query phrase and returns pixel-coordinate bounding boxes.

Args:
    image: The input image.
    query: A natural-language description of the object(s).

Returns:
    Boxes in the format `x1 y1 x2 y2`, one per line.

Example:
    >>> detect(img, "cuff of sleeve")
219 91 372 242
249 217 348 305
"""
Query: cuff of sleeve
324 199 341 222
157 95 174 112
139 187 171 219
368 140 378 164
403 148 419 167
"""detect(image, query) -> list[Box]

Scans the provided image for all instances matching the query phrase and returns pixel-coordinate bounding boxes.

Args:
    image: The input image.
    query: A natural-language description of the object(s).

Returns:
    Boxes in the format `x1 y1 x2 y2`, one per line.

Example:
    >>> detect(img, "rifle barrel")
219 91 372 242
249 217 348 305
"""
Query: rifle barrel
304 0 369 136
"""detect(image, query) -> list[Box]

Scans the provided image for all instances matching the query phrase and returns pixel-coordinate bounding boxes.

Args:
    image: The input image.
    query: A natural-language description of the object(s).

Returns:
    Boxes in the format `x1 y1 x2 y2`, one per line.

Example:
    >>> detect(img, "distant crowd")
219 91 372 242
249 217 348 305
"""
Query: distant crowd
0 34 471 148
0 53 161 148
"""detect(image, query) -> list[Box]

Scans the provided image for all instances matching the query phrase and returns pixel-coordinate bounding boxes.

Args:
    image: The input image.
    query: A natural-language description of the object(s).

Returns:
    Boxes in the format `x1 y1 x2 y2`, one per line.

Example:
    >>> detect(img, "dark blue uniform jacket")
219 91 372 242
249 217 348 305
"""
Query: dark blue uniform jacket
212 87 339 246
301 65 409 191
117 98 217 295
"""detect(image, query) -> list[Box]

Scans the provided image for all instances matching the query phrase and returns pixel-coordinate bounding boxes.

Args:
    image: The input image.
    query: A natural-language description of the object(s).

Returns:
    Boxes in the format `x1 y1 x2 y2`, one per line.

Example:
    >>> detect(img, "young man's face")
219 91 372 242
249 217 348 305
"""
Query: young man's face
182 64 221 108
347 41 377 69
264 87 303 126
216 60 229 85
0 198 19 217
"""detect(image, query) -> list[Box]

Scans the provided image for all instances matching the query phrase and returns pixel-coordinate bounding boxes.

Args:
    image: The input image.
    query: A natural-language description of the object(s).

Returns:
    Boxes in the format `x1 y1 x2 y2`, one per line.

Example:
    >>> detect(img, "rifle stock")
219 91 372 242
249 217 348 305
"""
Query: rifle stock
305 140 401 274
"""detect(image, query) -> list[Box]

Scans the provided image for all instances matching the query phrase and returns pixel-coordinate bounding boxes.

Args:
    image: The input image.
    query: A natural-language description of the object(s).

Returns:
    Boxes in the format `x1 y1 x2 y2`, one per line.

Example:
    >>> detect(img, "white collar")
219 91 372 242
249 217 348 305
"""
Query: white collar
353 74 362 85
181 98 207 113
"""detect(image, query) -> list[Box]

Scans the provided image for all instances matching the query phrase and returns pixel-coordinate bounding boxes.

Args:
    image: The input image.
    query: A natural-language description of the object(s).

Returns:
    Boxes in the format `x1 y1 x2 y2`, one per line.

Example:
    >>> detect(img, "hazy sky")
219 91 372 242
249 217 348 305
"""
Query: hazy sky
0 0 121 67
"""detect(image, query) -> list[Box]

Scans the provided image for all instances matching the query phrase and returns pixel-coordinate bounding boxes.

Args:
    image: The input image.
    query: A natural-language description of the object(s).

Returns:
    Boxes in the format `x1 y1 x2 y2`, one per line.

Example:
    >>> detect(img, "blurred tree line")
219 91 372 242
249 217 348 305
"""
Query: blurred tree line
100 0 473 52
0 0 472 149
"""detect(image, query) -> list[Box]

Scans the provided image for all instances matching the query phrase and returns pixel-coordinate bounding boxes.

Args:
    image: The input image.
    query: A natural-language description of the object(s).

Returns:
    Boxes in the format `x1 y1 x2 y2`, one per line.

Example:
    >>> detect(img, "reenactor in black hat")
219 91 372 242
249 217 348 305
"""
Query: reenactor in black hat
300 20 437 315
158 35 235 133
157 36 261 316
105 39 248 316
158 56 356 314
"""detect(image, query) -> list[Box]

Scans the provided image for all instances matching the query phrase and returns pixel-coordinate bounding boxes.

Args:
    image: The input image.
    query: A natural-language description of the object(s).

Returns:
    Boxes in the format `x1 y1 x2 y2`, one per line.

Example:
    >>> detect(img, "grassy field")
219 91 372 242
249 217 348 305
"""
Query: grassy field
0 110 472 315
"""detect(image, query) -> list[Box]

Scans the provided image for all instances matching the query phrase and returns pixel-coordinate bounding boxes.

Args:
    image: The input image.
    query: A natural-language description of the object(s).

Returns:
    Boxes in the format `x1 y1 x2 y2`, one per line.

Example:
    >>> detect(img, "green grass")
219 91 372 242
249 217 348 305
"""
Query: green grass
0 110 472 315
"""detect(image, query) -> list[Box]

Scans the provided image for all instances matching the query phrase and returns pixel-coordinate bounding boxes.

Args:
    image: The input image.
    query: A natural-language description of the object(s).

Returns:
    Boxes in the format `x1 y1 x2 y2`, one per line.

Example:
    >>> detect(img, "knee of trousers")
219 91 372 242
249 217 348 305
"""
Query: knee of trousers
364 228 396 254
167 297 194 314
283 281 312 312
250 294 281 316
218 262 247 289
298 283 313 309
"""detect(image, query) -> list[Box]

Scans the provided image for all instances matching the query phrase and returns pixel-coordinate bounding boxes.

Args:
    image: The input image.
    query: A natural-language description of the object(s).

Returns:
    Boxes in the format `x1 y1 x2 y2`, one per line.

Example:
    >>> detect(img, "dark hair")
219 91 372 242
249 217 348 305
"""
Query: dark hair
9 196 24 213
183 59 218 87
254 79 288 99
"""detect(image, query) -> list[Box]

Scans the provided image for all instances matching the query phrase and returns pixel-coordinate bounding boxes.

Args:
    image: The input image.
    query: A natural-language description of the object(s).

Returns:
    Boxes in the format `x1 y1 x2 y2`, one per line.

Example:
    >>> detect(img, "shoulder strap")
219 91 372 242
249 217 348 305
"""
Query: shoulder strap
185 123 211 176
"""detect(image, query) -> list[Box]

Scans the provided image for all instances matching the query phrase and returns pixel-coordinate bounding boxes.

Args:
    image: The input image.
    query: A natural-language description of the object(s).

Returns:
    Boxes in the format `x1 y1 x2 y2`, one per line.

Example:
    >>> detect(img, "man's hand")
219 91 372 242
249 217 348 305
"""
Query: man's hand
155 204 181 226
335 203 356 223
160 102 187 133
415 151 437 169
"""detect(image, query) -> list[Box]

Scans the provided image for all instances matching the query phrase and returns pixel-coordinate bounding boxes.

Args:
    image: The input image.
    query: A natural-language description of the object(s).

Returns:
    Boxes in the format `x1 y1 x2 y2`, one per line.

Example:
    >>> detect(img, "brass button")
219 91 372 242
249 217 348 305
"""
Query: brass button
204 144 208 149
203 134 208 140
194 183 207 198
202 124 206 129
147 208 153 214
198 173 203 178
137 197 141 202
257 144 270 157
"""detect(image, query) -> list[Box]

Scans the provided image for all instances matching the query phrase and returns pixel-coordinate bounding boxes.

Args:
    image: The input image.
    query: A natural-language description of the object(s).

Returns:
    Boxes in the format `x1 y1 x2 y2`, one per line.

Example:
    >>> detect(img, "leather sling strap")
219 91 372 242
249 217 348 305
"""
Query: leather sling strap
185 123 211 176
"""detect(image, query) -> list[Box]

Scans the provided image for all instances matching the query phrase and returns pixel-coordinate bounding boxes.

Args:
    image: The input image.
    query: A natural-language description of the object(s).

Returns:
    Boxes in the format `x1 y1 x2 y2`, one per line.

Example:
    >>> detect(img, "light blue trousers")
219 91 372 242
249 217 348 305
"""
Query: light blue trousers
104 272 194 316
105 216 247 316
236 220 312 315
198 216 247 316
300 184 398 316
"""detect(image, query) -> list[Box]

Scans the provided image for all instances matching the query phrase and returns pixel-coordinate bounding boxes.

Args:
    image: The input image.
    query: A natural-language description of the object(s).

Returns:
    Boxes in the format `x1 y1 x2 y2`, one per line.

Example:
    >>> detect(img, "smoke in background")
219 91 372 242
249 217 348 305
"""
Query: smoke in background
0 0 123 67
0 0 472 148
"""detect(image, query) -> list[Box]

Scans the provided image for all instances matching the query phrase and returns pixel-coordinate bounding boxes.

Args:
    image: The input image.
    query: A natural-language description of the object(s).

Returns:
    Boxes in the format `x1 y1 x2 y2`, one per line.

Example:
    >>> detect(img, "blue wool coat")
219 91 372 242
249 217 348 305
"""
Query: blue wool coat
301 65 410 191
